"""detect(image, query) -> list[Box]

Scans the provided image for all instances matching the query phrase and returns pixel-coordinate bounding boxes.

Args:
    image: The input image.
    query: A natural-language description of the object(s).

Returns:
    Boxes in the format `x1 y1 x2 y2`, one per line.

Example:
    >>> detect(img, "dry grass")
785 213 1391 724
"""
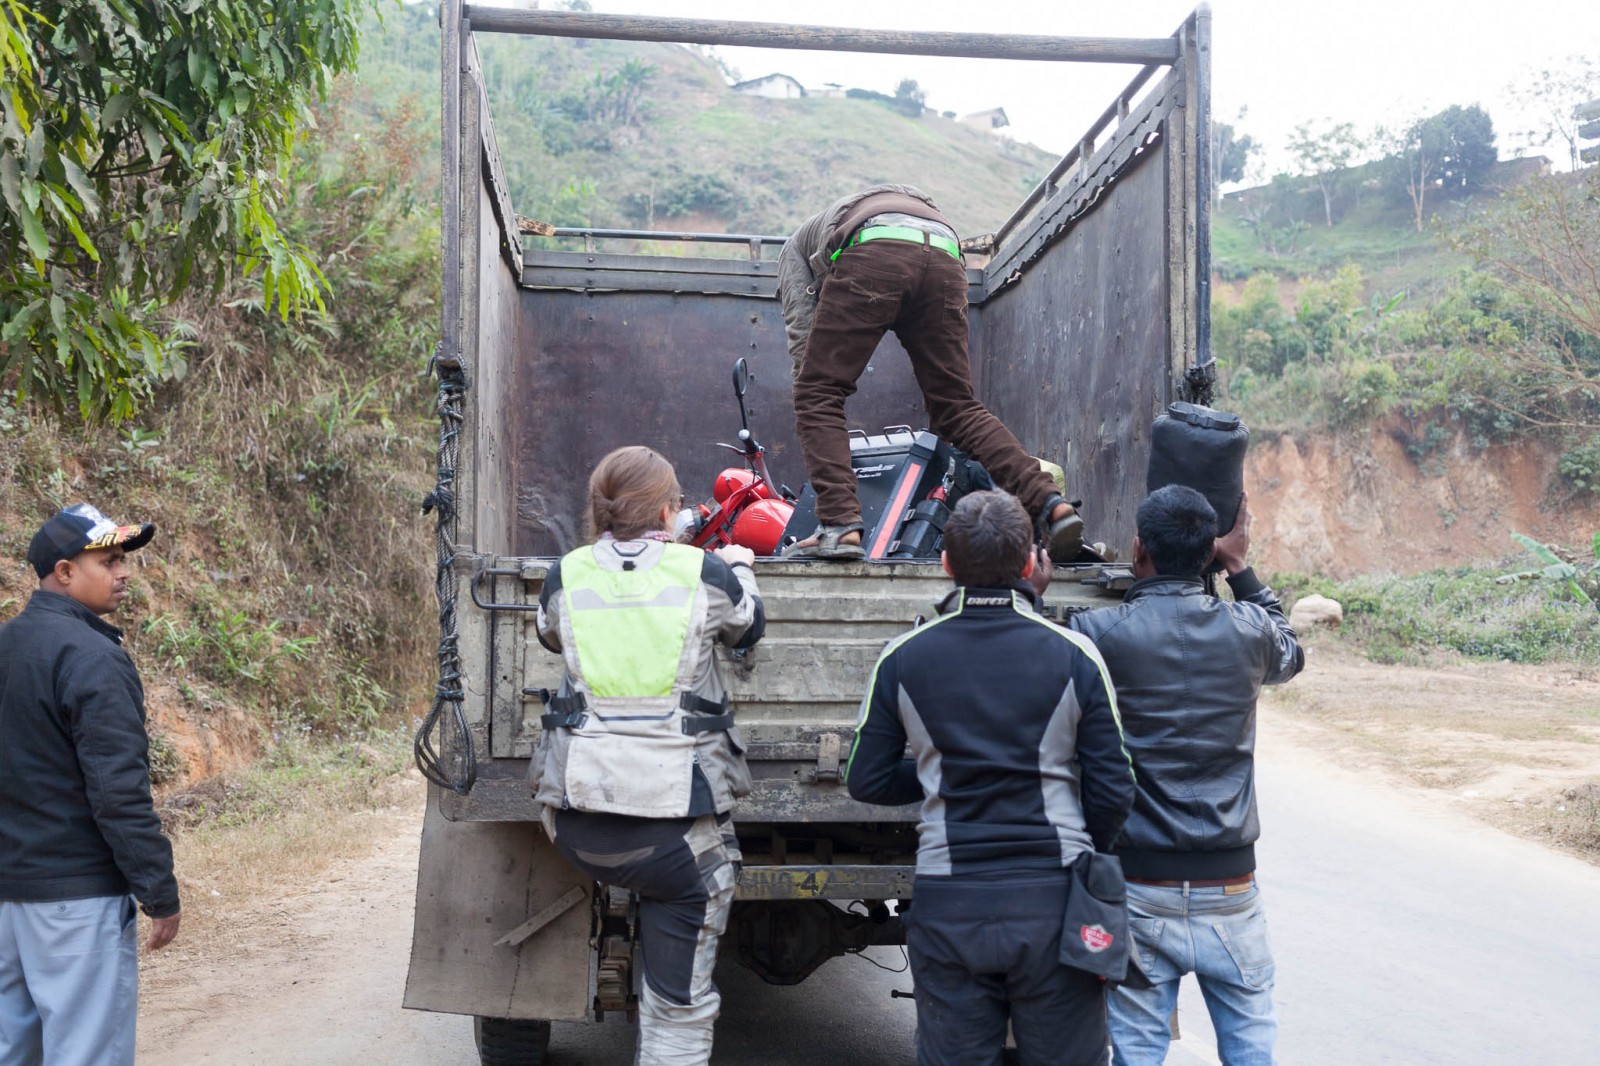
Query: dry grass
157 731 414 944
0 74 440 790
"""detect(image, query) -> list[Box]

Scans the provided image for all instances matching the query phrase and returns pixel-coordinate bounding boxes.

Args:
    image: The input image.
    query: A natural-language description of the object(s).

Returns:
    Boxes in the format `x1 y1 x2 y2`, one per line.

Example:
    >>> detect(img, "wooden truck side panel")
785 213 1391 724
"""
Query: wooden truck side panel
977 40 1208 551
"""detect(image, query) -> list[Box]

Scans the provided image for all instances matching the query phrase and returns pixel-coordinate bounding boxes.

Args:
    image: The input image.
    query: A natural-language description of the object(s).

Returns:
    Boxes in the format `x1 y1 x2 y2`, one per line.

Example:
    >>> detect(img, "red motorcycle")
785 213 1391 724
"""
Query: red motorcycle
678 358 795 556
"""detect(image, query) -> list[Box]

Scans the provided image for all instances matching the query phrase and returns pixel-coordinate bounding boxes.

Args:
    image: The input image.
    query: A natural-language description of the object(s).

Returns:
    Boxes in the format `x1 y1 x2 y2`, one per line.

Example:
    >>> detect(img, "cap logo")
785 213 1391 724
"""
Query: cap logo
87 526 142 549
64 503 117 541
1080 924 1114 953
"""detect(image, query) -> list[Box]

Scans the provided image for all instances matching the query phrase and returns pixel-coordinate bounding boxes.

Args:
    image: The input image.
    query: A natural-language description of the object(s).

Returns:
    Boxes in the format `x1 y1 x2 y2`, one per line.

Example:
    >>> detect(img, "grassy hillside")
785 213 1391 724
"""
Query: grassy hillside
0 69 439 792
357 4 1055 237
1207 156 1599 510
1214 194 1469 303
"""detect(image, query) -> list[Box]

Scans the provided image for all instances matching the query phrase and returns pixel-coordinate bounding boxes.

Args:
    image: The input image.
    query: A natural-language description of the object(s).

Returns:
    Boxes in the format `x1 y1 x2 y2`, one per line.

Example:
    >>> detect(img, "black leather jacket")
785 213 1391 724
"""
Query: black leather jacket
1069 568 1304 879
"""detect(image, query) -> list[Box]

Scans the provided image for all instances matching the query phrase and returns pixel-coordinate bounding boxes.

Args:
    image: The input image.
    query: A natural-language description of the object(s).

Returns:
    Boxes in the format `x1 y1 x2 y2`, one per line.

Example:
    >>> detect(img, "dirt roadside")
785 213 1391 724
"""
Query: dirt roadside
136 779 475 1063
1262 639 1600 854
134 649 1600 1062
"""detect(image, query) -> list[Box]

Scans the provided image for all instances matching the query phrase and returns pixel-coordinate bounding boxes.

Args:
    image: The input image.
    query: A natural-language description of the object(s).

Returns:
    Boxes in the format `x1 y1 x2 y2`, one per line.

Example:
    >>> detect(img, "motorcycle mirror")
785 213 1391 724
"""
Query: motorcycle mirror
732 358 752 433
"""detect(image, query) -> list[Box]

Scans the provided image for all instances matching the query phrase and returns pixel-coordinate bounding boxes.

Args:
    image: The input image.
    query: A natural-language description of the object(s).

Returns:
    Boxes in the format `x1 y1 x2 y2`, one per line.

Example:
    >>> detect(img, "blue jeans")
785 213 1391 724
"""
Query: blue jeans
1108 880 1277 1066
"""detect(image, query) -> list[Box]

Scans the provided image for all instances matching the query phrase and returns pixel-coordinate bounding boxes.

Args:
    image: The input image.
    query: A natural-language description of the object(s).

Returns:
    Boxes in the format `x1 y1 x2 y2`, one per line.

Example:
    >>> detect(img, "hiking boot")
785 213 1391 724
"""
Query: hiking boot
782 522 866 560
1039 495 1085 563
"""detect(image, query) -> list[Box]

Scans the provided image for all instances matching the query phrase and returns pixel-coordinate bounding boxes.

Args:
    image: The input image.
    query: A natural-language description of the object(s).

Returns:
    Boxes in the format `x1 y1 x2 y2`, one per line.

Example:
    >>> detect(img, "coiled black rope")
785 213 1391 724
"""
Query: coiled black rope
414 348 477 794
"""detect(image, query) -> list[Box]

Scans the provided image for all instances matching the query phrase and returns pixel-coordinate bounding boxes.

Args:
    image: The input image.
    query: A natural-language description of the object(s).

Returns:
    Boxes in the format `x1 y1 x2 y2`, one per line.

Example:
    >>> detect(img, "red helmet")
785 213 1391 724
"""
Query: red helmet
713 468 773 504
730 499 794 556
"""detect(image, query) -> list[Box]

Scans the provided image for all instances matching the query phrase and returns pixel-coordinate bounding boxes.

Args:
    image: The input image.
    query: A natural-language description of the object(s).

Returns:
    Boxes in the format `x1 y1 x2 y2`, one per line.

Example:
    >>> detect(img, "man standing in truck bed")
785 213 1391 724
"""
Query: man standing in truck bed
777 183 1085 562
845 491 1133 1065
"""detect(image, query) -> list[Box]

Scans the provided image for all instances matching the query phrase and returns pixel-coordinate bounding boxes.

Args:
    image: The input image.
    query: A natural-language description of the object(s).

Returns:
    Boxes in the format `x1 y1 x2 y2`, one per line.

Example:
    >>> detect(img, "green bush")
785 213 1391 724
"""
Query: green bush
1296 264 1365 358
1339 360 1401 422
147 731 185 787
147 604 317 688
1329 565 1600 665
1558 435 1600 496
1214 273 1310 377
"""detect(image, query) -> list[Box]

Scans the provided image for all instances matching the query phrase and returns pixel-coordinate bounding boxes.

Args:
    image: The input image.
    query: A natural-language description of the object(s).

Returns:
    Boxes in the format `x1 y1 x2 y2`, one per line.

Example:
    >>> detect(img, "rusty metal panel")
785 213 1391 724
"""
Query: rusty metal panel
982 68 1179 289
521 249 986 305
974 143 1174 561
439 761 920 825
460 5 1181 65
404 797 592 1020
468 34 522 276
524 248 780 281
474 557 1124 769
437 0 462 373
511 290 931 556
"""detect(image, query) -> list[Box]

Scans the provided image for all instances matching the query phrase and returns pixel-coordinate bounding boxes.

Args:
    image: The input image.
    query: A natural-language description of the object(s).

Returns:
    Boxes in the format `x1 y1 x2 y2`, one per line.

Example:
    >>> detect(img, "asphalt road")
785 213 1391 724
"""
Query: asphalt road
140 709 1600 1065
530 714 1600 1066
1249 720 1600 1065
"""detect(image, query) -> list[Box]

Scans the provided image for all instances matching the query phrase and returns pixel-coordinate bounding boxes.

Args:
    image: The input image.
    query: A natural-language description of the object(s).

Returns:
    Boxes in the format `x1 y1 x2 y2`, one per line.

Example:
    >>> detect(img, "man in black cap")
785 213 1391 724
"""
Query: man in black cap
0 503 180 1065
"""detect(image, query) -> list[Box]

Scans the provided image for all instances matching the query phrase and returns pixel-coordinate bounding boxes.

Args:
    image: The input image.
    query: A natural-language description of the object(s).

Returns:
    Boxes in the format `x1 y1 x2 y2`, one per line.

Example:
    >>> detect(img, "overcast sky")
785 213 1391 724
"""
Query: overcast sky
522 0 1600 176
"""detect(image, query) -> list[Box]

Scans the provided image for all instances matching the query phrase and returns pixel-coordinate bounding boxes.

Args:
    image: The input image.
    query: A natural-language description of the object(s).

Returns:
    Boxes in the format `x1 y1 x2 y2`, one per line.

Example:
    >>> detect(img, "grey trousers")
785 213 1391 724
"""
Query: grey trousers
0 896 138 1066
547 809 740 1066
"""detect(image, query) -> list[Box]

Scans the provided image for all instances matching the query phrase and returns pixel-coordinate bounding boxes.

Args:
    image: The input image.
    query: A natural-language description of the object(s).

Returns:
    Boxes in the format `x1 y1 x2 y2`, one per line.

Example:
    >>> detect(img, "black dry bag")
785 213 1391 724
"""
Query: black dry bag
1147 402 1250 535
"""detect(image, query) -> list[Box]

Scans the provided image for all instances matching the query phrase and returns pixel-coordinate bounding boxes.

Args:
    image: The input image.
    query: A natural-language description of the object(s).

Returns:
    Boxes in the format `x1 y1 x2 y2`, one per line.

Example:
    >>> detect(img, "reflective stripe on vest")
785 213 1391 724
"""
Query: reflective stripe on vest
560 543 703 697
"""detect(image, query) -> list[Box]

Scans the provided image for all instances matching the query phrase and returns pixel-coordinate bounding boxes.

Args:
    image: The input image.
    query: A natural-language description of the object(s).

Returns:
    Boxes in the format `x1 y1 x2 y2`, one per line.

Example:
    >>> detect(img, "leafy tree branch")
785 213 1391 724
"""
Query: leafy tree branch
0 0 372 421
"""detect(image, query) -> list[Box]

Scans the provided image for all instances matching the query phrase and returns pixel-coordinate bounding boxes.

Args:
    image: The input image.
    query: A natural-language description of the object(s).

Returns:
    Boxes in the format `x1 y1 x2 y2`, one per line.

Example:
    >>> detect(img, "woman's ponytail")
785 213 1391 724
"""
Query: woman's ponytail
587 447 680 541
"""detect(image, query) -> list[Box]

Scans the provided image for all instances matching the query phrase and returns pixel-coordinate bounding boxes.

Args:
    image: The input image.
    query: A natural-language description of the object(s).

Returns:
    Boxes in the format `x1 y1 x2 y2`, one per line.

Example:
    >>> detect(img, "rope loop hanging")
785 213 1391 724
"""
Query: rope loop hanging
414 346 478 794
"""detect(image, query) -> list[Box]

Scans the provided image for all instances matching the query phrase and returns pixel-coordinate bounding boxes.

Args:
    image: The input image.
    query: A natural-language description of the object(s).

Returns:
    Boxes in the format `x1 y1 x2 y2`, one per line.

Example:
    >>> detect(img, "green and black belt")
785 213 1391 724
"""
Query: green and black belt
832 225 961 262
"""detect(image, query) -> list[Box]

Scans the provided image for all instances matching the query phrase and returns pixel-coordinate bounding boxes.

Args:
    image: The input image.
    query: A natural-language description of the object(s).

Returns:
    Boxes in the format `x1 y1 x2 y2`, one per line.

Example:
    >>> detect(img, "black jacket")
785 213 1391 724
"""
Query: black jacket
0 591 179 916
1069 568 1304 880
846 584 1135 876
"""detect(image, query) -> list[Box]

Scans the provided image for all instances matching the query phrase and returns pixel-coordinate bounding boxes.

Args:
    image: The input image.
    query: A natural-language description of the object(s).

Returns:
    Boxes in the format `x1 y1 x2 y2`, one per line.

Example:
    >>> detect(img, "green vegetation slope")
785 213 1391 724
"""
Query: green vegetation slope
358 3 1055 236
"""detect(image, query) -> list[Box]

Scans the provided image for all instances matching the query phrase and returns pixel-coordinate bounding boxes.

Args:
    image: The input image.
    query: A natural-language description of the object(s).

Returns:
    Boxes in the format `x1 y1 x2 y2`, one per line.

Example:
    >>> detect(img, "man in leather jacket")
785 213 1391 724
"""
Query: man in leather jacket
776 184 1084 562
1069 485 1303 1066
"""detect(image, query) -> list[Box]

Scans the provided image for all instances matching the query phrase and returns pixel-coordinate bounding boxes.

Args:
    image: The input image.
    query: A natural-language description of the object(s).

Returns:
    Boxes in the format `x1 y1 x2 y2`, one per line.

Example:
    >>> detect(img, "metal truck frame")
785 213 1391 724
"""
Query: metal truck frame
405 4 1213 1057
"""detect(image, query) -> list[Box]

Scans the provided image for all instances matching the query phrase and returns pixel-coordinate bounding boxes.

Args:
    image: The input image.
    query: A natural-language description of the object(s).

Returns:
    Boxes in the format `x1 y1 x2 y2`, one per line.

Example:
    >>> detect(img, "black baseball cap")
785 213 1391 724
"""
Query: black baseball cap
27 503 156 578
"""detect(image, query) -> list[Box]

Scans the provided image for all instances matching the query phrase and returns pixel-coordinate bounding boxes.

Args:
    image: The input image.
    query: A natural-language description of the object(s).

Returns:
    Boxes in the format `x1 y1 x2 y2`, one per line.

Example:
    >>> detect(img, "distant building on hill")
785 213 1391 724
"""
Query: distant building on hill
1487 155 1552 187
960 107 1010 132
812 82 847 99
733 73 807 99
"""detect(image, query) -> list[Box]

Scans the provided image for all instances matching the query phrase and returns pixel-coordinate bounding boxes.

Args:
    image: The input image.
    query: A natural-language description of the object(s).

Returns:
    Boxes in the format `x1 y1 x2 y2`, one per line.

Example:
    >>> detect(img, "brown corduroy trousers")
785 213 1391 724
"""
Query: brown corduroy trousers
793 238 1057 527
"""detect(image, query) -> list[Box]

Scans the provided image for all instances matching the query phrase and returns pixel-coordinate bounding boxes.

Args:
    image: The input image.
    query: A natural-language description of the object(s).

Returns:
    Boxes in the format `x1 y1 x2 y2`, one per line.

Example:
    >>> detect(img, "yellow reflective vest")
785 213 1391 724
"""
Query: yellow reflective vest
529 539 764 818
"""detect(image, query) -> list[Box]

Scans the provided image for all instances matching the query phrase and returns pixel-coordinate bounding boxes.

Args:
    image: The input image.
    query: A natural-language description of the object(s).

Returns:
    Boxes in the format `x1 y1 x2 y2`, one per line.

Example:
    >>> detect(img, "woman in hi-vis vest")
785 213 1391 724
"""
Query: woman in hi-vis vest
530 445 765 1066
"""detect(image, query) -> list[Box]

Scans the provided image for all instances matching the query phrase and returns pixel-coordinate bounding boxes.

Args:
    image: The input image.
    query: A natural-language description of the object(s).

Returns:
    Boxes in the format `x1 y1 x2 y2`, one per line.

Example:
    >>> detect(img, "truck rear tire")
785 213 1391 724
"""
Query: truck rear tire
473 1017 552 1065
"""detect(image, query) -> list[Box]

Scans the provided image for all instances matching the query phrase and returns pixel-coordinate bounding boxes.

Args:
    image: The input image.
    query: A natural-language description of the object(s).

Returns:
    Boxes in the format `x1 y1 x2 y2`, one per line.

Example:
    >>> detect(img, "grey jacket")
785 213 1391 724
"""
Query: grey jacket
530 540 765 818
776 184 944 370
1068 568 1304 880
